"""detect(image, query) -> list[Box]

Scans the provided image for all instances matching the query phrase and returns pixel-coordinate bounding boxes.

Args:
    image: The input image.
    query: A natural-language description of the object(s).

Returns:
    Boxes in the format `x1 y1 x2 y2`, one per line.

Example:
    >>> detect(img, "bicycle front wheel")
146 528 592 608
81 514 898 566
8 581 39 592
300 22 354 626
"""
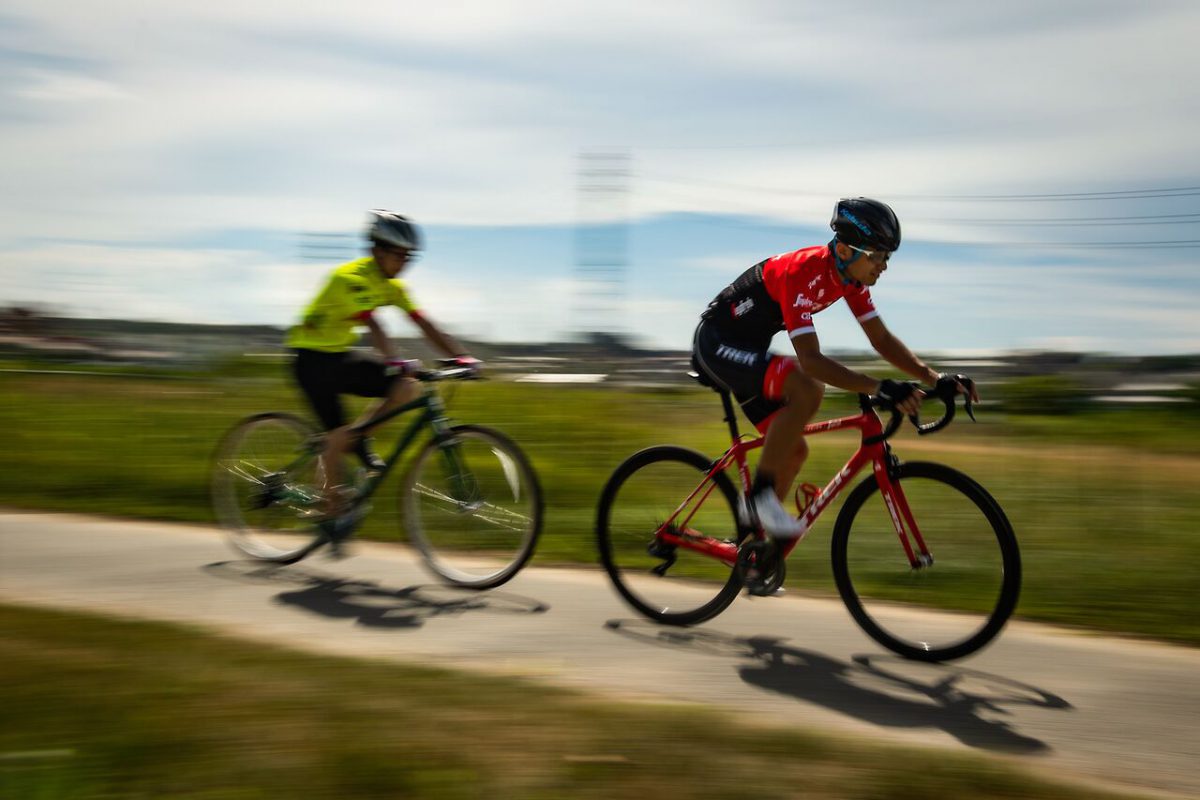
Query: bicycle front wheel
596 446 745 626
402 424 543 589
831 461 1020 662
210 412 325 563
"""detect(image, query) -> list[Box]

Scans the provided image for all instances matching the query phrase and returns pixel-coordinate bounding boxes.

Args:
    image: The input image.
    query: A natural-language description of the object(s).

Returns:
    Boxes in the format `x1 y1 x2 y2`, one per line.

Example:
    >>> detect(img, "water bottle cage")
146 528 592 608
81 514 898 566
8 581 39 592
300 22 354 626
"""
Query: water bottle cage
793 482 820 516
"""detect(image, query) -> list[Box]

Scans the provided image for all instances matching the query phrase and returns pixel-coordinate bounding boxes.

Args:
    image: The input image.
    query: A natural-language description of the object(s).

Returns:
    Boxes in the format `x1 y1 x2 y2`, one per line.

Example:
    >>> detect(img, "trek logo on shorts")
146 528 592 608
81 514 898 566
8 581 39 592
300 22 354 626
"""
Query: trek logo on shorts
716 344 758 366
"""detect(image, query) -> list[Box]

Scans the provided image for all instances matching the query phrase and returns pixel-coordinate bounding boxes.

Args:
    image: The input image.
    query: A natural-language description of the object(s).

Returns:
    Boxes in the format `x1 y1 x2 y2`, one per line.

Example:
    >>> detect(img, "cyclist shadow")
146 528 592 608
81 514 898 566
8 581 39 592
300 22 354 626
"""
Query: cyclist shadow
606 620 1070 754
204 561 549 630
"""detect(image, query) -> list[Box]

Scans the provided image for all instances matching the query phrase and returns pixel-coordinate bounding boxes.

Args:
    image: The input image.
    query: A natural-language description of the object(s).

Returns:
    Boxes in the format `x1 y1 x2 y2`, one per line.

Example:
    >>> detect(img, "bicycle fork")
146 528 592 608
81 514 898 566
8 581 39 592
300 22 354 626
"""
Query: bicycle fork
874 460 933 569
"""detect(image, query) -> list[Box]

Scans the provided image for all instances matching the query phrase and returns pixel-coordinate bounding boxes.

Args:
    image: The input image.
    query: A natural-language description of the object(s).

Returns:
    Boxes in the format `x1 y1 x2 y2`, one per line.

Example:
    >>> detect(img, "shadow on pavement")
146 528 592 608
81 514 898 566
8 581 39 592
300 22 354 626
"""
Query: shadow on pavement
606 619 1071 754
204 560 549 630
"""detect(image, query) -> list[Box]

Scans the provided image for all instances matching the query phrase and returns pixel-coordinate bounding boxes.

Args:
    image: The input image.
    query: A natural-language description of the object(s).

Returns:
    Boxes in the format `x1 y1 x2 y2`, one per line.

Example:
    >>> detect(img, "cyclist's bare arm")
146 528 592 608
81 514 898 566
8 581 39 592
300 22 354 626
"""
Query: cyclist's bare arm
860 318 980 402
408 310 469 359
793 332 923 416
791 332 880 395
859 317 939 385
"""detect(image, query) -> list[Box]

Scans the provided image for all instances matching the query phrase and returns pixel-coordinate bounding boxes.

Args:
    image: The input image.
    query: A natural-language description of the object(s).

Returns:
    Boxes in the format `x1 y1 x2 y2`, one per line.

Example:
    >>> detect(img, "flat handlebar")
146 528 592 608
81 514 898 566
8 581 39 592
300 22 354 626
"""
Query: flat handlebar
393 357 477 383
411 359 482 383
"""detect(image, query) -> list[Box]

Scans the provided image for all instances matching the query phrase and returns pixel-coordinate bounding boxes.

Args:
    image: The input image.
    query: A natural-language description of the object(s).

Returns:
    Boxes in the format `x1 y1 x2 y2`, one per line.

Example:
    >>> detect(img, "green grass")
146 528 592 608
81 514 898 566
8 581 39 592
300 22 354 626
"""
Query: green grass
0 604 1155 800
2 370 1199 645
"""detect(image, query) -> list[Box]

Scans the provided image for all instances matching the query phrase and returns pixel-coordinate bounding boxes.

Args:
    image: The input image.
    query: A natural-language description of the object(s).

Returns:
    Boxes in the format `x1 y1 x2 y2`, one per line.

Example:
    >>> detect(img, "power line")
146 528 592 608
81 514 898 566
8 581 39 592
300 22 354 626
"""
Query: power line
945 239 1200 250
639 172 1200 202
900 188 1200 202
948 213 1200 226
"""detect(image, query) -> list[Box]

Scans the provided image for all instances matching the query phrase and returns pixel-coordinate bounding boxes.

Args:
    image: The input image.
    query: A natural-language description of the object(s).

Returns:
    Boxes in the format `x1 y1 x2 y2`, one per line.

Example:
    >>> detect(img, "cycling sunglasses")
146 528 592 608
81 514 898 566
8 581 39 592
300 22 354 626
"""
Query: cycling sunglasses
846 244 892 263
380 244 420 261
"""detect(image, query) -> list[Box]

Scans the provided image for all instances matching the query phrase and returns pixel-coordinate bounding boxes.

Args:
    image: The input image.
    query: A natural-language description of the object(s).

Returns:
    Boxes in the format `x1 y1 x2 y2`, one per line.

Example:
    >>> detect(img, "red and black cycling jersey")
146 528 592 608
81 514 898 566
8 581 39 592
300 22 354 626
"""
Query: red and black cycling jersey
701 244 879 349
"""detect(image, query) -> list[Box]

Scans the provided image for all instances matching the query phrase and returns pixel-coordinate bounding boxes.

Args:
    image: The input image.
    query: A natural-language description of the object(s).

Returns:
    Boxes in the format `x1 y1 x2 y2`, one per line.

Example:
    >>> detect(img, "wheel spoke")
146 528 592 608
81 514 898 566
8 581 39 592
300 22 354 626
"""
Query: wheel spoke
211 414 324 563
832 462 1020 661
404 426 542 589
596 446 744 625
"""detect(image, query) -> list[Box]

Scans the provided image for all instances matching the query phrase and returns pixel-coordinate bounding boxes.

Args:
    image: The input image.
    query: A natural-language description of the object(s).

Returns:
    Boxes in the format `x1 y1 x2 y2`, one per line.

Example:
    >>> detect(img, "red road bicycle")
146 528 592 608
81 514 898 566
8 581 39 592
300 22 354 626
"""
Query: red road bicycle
595 374 1020 662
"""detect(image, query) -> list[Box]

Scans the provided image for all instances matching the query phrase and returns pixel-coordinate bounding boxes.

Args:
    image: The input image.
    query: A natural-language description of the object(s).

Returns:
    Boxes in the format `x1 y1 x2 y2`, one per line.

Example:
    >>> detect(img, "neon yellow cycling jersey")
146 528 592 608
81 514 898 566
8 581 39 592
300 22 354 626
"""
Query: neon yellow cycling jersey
286 257 418 352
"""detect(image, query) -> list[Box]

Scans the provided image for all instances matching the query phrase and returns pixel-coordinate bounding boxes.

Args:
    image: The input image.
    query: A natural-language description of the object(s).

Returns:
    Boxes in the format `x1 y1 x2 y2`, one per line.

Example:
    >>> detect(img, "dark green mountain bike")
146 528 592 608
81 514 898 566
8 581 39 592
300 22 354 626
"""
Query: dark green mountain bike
211 361 543 589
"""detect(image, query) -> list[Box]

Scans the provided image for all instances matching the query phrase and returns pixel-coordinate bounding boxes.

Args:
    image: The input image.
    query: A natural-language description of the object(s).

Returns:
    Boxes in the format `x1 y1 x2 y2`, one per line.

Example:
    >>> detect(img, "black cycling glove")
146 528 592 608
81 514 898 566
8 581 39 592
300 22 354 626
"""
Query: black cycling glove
936 373 974 395
876 379 922 410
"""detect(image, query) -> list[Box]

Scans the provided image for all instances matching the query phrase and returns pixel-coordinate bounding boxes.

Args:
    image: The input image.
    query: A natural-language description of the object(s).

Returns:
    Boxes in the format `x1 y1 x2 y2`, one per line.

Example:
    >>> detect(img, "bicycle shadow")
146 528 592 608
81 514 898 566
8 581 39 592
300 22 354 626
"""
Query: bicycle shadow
204 561 550 630
606 620 1070 754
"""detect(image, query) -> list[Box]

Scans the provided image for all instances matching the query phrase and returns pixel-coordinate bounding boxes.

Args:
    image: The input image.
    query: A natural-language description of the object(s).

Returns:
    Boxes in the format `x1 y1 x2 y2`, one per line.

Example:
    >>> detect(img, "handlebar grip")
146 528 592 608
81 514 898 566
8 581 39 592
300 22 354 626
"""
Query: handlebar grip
416 368 476 382
911 387 957 435
866 377 974 443
415 360 483 382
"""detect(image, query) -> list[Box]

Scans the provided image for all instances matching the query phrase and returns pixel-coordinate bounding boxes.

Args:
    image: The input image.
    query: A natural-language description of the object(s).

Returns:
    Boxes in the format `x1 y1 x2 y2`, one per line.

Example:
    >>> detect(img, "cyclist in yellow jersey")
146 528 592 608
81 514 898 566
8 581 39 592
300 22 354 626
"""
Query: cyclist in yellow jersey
287 210 478 516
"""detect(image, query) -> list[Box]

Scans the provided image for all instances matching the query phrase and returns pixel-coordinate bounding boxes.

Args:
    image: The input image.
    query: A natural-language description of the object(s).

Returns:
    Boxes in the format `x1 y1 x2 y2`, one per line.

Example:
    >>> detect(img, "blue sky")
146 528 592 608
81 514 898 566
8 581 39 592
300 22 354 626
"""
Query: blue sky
2 1 1198 353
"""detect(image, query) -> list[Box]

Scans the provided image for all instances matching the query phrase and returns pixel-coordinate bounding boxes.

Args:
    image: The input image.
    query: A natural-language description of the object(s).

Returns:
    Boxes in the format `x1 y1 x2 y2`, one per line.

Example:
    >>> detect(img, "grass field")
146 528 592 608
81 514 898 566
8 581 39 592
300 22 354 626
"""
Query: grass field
0 603 1155 800
2 368 1199 645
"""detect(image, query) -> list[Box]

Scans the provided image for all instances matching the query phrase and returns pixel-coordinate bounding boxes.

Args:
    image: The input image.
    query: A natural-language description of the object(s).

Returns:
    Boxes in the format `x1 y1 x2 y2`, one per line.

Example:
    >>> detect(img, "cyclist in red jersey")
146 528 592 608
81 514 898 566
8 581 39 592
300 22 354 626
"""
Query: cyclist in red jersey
692 197 979 538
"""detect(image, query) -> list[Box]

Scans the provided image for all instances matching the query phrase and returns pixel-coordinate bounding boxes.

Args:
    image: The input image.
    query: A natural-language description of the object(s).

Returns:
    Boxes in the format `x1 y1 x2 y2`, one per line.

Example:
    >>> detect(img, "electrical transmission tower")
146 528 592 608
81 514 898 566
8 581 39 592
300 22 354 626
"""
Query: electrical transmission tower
573 149 631 345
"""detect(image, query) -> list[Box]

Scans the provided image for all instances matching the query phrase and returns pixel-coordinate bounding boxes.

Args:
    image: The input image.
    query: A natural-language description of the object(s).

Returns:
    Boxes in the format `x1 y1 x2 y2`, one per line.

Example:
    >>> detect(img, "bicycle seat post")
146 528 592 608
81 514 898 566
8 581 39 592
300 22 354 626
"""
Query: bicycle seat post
688 369 742 444
719 389 741 443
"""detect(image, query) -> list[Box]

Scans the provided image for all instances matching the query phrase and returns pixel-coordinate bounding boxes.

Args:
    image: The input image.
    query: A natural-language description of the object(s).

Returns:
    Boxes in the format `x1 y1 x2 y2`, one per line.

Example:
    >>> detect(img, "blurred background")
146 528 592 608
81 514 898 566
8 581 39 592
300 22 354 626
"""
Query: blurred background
2 2 1198 797
3 0 1198 681
2 1 1198 354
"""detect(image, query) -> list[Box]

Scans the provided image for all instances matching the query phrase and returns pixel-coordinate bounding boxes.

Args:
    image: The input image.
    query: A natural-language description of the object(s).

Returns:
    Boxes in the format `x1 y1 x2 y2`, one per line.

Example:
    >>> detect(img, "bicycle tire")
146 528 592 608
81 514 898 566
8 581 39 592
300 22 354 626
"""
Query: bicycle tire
596 446 745 626
831 461 1020 662
402 424 543 589
210 412 326 564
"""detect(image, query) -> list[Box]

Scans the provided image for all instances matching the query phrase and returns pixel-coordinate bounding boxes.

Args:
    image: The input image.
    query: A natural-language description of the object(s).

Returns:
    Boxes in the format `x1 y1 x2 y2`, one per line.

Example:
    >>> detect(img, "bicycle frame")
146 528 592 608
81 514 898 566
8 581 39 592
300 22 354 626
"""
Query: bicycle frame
340 386 459 506
655 394 932 570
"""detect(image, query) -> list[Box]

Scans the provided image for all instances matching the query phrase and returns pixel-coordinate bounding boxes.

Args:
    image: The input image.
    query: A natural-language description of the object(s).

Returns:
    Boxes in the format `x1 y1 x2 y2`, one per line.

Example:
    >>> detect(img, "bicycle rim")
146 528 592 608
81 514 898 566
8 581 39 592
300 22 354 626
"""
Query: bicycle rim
403 425 543 589
832 461 1020 661
211 413 324 563
597 446 744 626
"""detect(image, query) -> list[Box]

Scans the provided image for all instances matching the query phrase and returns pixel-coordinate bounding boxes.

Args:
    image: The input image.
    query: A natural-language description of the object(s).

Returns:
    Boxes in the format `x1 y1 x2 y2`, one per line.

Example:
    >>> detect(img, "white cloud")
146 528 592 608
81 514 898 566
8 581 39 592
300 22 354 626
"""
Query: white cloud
1 1 1198 351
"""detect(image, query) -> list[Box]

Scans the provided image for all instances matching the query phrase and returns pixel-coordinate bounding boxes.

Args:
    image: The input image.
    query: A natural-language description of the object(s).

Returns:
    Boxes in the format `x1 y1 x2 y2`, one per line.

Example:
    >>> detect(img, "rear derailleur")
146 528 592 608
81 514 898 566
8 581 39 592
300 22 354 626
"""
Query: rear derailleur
646 535 677 576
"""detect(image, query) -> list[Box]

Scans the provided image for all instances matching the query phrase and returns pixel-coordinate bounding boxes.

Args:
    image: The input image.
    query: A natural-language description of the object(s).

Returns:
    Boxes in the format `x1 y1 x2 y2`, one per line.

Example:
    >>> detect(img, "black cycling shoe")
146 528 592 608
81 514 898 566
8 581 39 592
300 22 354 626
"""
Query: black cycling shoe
353 436 387 473
319 503 367 559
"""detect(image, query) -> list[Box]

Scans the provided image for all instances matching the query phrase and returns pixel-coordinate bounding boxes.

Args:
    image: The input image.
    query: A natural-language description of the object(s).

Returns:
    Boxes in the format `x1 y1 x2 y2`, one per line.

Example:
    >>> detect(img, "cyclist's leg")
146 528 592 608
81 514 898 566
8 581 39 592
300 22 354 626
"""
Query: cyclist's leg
292 349 352 512
693 325 807 537
756 359 824 500
341 350 418 451
735 361 823 539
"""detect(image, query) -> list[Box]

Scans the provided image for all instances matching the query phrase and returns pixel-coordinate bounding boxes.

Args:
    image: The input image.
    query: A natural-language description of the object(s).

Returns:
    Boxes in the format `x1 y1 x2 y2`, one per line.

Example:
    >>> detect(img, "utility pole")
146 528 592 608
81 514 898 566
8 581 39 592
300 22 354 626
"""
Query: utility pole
573 149 631 346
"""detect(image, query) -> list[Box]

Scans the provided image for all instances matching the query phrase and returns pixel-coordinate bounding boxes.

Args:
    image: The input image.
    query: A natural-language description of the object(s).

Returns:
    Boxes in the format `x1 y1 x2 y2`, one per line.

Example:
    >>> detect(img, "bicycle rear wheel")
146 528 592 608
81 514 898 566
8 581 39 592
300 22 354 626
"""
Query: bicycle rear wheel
831 461 1020 662
403 424 543 589
596 446 745 626
211 412 325 564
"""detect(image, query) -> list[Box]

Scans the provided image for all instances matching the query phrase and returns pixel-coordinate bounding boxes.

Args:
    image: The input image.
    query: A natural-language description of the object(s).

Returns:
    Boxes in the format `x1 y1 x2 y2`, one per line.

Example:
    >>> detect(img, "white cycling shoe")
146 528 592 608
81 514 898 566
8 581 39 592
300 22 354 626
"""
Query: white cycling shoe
751 488 805 539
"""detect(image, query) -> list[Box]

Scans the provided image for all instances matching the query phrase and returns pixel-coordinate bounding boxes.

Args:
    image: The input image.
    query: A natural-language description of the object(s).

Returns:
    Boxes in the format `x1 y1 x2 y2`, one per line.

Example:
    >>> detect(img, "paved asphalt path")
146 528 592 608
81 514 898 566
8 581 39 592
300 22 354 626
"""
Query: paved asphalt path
2 511 1197 799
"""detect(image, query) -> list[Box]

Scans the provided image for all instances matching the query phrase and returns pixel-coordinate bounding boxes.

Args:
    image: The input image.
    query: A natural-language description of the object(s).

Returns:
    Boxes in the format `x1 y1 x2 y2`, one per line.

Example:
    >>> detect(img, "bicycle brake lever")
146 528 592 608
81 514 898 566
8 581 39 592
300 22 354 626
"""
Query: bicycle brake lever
964 396 977 422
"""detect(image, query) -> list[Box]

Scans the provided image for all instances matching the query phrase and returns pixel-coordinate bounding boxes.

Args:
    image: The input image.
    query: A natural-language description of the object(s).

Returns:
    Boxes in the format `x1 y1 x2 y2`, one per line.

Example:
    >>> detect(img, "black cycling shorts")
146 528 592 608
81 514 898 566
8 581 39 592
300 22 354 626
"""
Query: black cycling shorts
292 348 395 431
691 320 785 429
